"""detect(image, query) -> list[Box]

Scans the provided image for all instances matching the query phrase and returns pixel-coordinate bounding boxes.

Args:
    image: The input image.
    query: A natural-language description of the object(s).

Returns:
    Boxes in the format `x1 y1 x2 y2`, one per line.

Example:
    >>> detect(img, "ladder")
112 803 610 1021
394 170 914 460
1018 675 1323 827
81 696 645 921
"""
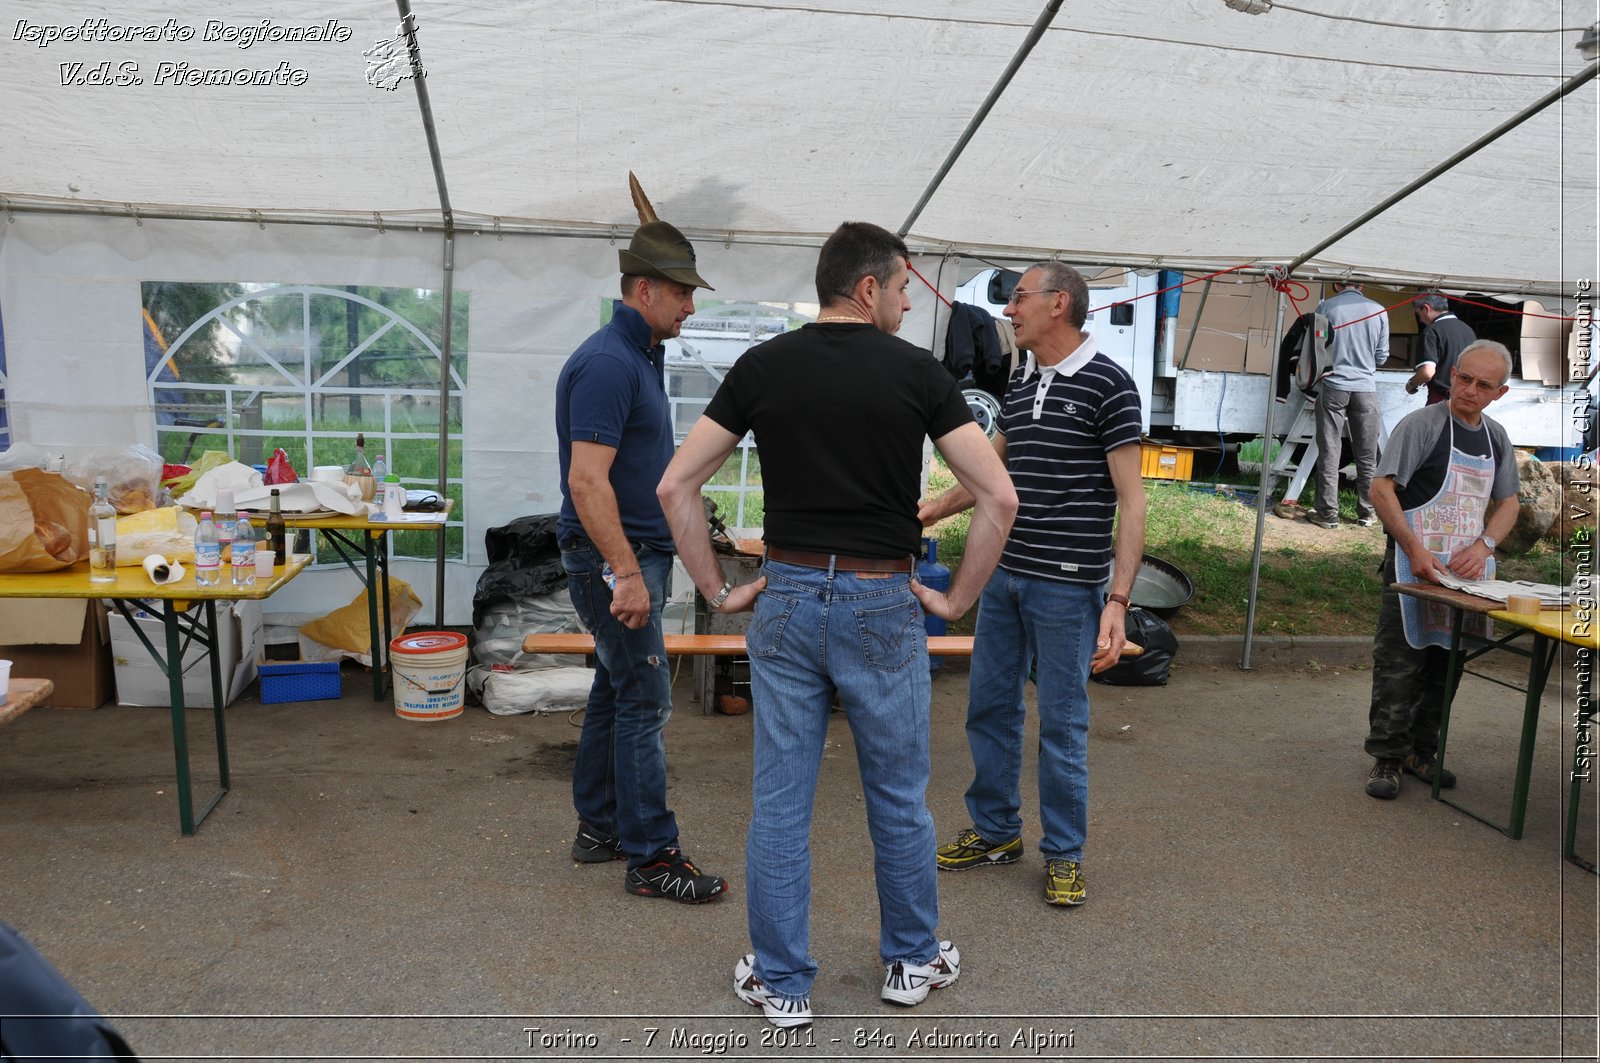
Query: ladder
1267 389 1391 506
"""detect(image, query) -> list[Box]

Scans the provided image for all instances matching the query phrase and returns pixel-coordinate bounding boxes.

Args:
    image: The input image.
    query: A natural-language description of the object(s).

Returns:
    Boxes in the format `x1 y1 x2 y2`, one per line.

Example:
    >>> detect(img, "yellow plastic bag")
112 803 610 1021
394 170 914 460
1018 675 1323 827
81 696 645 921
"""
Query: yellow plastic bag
114 505 197 566
302 578 424 657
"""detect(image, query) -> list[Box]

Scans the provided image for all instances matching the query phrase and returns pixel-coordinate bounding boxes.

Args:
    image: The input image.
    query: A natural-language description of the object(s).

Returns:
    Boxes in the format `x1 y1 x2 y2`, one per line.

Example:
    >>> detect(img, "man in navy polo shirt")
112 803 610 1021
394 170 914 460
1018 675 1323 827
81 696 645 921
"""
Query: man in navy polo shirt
922 261 1146 907
554 218 726 904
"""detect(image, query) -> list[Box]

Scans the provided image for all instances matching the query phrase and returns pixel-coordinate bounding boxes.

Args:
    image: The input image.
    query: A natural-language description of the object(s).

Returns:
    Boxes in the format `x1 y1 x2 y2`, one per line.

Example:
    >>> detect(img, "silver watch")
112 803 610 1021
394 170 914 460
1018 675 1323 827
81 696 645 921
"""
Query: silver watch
707 582 733 610
1478 534 1497 551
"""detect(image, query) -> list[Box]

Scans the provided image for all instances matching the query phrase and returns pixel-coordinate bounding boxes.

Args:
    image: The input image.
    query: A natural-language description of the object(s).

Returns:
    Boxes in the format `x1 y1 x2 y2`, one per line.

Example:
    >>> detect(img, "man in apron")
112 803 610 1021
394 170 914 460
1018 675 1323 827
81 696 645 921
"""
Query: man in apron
1363 340 1521 799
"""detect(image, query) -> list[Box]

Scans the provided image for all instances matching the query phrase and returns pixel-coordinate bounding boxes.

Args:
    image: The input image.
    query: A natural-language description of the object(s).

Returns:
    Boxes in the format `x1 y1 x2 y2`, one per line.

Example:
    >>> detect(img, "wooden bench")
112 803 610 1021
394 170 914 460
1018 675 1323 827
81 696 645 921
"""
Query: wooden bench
522 632 985 657
0 678 56 728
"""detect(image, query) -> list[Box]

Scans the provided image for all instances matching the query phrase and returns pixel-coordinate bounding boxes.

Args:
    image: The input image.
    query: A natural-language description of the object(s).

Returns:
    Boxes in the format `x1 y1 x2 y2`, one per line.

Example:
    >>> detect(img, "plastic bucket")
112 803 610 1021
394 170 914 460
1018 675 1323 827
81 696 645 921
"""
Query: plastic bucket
390 631 469 721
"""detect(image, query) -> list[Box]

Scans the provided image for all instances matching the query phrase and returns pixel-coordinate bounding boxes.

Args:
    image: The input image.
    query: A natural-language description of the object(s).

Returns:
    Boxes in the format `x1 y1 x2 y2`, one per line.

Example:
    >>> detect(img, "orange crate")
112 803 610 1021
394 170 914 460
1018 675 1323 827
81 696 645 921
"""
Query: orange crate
1140 443 1194 481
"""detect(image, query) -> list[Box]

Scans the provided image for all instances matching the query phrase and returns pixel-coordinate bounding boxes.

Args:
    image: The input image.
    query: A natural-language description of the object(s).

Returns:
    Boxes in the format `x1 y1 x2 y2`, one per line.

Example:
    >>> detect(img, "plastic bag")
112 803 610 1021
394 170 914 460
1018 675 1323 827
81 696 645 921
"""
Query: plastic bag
162 450 232 499
265 448 299 485
1091 606 1179 686
300 577 423 666
113 505 197 565
468 664 594 715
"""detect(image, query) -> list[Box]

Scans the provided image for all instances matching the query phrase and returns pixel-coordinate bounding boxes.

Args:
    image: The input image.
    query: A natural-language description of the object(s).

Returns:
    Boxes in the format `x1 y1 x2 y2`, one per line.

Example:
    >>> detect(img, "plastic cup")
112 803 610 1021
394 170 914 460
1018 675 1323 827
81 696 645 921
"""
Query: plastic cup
0 659 11 702
255 542 274 578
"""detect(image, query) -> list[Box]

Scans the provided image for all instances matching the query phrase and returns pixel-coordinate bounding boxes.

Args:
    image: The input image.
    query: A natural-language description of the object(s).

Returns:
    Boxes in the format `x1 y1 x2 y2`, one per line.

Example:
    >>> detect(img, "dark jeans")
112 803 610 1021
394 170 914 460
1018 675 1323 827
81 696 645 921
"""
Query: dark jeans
560 539 678 869
1366 548 1448 761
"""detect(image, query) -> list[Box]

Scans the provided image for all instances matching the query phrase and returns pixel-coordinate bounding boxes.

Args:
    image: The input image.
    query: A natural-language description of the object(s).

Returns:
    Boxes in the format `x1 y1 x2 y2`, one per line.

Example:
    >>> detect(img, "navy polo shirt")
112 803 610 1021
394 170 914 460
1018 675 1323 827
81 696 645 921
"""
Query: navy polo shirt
555 301 675 550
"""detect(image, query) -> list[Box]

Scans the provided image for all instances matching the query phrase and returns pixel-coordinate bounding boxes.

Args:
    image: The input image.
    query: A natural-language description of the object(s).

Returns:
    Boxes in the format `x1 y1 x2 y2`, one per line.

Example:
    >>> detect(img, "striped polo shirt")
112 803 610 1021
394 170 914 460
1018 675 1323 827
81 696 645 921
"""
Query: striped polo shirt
997 335 1143 585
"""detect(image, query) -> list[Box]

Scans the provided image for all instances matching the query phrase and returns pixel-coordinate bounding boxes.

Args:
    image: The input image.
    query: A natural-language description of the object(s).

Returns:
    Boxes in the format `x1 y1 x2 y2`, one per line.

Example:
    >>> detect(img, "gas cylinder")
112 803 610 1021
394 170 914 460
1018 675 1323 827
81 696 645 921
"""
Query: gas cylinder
918 537 951 671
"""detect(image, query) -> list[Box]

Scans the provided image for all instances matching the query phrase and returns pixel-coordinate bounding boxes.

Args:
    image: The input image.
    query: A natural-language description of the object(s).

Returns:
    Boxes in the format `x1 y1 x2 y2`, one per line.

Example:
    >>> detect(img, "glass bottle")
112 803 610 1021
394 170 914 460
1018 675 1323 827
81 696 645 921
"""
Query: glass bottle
349 433 372 476
194 510 221 586
231 512 256 586
266 488 287 565
88 479 117 583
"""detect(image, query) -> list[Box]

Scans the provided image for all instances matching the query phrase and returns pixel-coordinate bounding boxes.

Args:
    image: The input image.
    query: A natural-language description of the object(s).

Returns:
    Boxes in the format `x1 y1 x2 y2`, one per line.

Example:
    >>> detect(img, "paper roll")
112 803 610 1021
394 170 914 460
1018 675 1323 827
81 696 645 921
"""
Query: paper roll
1504 594 1541 615
142 554 183 585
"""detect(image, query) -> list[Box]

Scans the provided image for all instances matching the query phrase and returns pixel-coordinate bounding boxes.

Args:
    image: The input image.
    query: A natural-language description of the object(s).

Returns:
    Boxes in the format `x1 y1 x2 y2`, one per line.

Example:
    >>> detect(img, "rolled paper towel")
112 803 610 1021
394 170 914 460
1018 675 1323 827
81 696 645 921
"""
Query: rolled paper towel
142 554 184 585
1504 595 1541 615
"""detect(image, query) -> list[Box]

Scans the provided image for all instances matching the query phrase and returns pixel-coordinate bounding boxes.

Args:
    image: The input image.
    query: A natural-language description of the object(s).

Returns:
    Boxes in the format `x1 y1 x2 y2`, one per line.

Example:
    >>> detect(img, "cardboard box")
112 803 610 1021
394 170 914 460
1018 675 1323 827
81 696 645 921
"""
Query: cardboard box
0 599 115 709
1520 301 1574 385
107 601 261 708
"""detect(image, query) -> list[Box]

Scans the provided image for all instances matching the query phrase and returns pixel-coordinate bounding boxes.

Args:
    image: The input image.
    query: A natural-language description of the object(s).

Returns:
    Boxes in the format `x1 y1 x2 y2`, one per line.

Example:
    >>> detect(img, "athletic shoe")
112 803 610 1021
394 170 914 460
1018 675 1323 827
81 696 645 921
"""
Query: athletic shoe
734 954 812 1028
1309 515 1341 530
1403 754 1457 789
936 828 1022 871
570 823 624 863
881 940 961 1006
1356 516 1378 528
1366 758 1402 799
1044 859 1087 906
624 849 726 903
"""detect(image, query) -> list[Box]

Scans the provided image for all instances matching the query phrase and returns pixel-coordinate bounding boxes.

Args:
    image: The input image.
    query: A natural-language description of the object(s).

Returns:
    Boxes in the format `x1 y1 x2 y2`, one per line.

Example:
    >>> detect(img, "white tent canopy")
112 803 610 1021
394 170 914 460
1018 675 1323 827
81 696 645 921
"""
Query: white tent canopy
1 1 1596 621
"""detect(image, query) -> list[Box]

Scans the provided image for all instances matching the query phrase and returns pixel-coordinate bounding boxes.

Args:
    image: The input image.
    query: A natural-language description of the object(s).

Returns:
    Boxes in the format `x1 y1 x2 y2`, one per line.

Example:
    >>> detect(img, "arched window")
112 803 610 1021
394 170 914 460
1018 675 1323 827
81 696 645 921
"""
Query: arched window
142 282 466 560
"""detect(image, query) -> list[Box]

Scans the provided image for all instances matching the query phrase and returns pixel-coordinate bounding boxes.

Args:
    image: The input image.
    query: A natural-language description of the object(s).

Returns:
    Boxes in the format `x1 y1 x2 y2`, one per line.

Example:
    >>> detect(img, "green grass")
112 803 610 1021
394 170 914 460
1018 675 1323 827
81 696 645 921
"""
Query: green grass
922 456 1574 637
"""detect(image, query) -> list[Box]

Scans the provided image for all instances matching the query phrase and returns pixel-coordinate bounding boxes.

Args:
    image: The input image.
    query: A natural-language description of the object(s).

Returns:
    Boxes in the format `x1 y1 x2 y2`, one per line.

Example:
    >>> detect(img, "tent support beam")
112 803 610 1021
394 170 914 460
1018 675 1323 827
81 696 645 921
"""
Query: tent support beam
1287 60 1598 275
897 0 1064 238
397 0 454 628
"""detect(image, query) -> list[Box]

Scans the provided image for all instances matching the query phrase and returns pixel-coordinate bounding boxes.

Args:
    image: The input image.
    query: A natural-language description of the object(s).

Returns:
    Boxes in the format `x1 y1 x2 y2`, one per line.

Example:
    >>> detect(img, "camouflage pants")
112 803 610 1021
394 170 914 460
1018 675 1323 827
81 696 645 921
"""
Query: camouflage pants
1365 547 1449 761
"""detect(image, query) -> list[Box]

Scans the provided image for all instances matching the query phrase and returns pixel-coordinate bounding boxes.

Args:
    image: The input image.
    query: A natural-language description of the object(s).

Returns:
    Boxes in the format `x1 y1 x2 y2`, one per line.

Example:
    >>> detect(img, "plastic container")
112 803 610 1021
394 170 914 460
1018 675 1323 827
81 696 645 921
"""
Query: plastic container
390 631 469 721
0 659 11 702
918 537 950 672
258 659 342 703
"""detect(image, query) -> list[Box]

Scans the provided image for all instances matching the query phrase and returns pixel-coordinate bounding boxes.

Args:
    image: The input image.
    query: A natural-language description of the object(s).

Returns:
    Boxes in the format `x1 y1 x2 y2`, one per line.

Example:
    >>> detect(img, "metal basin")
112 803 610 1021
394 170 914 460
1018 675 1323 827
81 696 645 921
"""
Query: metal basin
1107 554 1195 617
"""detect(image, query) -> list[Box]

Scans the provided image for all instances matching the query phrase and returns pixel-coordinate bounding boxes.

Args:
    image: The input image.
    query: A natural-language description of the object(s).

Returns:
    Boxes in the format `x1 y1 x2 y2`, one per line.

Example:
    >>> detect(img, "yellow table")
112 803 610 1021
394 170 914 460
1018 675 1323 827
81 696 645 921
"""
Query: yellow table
276 502 453 700
1400 583 1594 860
1484 607 1597 871
0 556 309 834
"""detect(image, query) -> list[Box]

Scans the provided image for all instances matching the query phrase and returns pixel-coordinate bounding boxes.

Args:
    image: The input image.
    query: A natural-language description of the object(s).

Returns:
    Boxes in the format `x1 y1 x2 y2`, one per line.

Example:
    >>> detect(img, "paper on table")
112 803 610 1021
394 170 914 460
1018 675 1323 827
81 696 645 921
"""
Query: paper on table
1432 573 1574 606
142 553 185 584
369 511 452 523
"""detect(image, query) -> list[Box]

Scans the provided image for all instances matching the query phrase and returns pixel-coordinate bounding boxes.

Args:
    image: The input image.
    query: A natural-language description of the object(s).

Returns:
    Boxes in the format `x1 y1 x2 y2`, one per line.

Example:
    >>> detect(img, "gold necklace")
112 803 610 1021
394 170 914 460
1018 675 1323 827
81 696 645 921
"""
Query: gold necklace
816 315 871 325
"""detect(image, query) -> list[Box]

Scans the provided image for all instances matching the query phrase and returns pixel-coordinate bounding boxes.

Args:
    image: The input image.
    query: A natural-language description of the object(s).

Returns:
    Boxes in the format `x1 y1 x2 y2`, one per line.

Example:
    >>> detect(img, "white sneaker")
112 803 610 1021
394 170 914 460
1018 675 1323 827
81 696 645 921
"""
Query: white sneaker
734 954 812 1028
881 940 961 1006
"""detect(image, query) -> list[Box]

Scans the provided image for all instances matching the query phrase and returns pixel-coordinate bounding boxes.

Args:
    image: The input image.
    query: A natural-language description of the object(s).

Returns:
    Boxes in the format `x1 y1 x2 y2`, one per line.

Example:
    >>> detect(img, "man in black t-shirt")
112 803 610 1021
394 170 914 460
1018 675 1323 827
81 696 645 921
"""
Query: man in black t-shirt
659 222 1016 1029
1404 293 1477 406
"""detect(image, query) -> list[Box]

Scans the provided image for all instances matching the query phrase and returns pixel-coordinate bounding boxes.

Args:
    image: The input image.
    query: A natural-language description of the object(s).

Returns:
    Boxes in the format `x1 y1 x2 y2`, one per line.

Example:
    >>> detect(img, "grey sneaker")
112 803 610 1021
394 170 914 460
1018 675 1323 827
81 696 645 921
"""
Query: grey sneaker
1366 758 1402 799
881 940 960 1006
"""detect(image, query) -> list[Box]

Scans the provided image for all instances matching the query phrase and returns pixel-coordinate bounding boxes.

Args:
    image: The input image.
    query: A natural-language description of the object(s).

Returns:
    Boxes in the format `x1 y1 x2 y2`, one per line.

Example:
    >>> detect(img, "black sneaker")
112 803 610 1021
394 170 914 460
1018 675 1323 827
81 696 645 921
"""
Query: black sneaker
571 823 624 863
625 849 727 903
1366 758 1402 799
1403 754 1457 789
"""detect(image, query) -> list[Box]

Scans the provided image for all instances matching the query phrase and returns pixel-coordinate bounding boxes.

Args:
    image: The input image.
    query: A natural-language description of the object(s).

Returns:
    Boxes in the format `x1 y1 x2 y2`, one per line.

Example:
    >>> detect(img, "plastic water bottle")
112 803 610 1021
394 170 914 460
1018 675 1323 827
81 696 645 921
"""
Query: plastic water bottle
231 512 256 586
372 455 388 512
215 488 236 563
195 511 221 586
382 474 403 518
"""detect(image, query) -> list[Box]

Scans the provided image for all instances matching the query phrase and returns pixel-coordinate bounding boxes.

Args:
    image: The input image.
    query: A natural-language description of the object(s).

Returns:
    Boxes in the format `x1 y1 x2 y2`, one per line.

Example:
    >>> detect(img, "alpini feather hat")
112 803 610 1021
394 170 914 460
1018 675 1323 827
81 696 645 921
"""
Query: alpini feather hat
618 172 714 290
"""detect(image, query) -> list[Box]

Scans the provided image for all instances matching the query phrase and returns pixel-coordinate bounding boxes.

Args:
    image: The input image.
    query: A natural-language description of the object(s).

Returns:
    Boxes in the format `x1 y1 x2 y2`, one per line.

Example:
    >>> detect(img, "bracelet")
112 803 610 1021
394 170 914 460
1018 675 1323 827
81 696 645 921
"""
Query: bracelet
1107 592 1131 607
613 570 641 582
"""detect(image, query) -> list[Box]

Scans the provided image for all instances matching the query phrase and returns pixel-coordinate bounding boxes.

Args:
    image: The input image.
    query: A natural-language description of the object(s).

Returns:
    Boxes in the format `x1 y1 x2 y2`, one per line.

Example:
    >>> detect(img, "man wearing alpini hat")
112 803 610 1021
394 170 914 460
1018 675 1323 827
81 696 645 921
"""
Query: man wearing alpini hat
554 179 726 903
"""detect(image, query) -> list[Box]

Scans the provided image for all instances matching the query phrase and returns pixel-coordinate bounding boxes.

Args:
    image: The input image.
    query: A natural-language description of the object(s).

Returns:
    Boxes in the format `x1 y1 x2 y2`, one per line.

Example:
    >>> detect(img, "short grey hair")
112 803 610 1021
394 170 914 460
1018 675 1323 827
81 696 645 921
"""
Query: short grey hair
1028 261 1090 330
1457 339 1513 385
1415 293 1450 314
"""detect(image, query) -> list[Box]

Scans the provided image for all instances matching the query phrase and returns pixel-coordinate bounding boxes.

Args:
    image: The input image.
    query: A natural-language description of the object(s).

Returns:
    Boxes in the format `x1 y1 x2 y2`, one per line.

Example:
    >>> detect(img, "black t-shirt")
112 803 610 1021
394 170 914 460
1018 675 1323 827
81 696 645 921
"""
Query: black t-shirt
703 322 972 558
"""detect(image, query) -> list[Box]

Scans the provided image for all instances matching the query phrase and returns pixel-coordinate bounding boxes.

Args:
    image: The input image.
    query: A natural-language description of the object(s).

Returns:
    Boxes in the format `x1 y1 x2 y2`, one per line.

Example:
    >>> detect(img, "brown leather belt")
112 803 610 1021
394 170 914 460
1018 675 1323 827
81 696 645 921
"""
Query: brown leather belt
766 546 914 574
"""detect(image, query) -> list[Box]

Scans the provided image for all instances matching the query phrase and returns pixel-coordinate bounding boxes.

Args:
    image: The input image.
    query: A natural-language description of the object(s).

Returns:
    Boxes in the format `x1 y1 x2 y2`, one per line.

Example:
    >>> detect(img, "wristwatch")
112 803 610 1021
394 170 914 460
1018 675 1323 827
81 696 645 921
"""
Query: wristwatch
707 582 733 610
1477 534 1497 551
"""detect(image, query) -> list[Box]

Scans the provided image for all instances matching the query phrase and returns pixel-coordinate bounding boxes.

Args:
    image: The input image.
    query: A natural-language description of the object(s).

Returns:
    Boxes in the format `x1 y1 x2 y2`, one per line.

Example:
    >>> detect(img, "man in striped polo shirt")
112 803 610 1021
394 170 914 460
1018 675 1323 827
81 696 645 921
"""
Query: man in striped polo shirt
921 261 1146 906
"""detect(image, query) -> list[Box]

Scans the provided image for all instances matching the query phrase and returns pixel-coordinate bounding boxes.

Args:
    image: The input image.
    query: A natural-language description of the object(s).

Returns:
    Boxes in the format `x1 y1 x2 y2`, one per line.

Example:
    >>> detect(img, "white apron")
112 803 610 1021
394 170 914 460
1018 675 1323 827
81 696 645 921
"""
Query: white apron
1392 417 1497 650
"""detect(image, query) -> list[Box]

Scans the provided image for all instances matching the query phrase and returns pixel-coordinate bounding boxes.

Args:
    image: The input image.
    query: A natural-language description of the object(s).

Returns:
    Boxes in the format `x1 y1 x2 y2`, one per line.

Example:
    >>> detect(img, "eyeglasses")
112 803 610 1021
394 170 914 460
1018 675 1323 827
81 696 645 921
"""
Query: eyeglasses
1005 287 1062 306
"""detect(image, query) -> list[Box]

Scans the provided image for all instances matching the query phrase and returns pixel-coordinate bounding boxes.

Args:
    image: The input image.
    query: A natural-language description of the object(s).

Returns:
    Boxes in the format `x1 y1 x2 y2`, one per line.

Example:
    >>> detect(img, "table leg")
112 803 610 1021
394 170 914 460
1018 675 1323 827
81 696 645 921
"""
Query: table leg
365 531 382 700
164 602 196 836
1566 647 1595 872
378 530 394 695
1432 607 1466 801
1506 635 1556 840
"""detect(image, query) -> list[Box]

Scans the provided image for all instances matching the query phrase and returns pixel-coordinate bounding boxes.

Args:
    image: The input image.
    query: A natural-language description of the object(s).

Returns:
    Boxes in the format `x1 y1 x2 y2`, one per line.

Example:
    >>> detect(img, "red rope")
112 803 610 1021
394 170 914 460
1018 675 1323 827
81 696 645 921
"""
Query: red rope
908 260 954 309
1087 263 1253 314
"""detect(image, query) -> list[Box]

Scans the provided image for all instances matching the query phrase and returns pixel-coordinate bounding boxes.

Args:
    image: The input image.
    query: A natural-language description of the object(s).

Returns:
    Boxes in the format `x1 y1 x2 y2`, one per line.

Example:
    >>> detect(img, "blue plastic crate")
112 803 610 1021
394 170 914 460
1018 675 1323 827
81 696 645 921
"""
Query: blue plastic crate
257 659 342 704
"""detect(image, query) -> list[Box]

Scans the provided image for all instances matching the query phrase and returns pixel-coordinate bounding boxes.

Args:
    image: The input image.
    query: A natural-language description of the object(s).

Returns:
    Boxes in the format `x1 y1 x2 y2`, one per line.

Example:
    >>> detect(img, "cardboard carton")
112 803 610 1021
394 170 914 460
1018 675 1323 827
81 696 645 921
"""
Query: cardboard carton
0 599 114 709
107 601 261 708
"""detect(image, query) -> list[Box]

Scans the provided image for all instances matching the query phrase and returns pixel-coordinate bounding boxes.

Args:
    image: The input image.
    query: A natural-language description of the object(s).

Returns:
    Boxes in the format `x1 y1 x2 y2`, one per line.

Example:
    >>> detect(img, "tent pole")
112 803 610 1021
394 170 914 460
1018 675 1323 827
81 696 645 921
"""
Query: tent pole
396 0 454 628
1287 61 1597 274
897 0 1065 237
1242 284 1289 670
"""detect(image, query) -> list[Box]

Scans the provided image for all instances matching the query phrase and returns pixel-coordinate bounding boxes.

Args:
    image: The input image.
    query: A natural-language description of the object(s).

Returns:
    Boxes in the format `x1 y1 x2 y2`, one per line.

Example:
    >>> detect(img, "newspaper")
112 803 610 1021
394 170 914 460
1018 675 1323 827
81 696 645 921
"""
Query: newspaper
1431 574 1576 607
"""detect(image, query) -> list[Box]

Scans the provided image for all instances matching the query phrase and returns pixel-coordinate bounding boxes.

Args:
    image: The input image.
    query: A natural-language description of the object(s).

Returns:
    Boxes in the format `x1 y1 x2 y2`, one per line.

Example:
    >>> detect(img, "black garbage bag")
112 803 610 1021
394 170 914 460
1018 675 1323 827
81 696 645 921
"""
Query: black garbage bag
473 514 566 628
1092 605 1178 686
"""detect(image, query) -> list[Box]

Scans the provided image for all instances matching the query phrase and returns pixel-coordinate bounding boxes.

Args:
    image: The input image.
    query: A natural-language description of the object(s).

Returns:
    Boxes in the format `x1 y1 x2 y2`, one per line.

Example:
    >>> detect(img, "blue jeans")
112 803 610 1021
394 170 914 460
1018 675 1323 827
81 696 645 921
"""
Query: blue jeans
744 560 939 1002
561 539 678 870
965 567 1100 863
